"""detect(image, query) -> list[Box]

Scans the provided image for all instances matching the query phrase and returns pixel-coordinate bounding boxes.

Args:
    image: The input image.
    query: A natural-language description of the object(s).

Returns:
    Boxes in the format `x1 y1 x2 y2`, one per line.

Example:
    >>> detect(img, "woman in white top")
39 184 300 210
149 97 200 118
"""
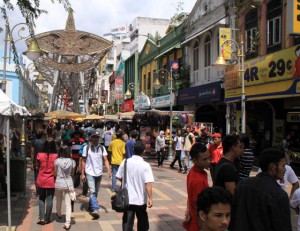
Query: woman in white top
54 146 76 230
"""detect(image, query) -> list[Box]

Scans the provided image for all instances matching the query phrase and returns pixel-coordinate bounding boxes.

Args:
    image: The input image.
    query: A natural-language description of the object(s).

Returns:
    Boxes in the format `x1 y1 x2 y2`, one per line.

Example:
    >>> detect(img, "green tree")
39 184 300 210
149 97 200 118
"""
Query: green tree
1 0 71 27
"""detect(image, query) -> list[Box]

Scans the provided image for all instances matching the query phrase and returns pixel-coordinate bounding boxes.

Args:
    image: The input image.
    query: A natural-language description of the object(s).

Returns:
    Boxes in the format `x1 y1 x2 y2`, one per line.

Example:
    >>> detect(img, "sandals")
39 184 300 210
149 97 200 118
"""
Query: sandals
36 219 45 225
63 224 71 230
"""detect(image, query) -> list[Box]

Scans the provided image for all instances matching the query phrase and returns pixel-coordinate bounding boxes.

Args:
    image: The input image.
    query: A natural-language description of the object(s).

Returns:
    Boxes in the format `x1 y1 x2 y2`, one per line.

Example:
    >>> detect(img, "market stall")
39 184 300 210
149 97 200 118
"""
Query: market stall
0 89 30 230
132 109 194 156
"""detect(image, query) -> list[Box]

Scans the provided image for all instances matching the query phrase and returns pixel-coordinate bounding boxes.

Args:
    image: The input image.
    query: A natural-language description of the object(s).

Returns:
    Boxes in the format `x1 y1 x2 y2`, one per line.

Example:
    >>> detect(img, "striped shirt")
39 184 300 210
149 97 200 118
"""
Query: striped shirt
238 148 254 179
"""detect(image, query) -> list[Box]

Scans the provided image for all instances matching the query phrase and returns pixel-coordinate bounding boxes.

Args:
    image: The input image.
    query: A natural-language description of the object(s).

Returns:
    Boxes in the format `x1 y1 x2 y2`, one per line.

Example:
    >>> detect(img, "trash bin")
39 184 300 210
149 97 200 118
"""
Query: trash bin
10 157 27 193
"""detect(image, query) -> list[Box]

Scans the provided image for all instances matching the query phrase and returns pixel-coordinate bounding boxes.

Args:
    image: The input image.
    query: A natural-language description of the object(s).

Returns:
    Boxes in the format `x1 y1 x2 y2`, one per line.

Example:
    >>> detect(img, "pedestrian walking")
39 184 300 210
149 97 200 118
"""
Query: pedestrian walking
213 135 243 195
54 145 76 230
81 131 111 219
182 126 195 173
208 133 223 181
102 124 114 163
183 143 210 231
155 131 166 167
196 187 232 231
170 129 183 172
36 139 58 225
108 131 126 192
231 147 292 231
238 133 254 179
125 130 138 159
116 140 154 231
31 129 45 195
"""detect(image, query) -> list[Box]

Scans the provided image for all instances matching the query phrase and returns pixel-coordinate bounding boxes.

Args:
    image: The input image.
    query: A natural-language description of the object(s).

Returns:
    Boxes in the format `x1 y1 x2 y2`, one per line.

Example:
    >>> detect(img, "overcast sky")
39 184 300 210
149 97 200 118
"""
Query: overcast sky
1 0 197 53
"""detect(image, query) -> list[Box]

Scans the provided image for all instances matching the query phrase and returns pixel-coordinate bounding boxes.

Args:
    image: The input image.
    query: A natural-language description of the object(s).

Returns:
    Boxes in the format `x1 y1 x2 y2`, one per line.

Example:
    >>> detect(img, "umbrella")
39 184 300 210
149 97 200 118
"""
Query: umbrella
45 110 85 119
84 114 104 120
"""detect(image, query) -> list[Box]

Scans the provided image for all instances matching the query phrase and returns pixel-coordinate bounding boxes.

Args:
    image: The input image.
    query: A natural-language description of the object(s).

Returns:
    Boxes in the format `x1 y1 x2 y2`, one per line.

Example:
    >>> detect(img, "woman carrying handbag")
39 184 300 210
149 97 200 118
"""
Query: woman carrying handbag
54 145 76 230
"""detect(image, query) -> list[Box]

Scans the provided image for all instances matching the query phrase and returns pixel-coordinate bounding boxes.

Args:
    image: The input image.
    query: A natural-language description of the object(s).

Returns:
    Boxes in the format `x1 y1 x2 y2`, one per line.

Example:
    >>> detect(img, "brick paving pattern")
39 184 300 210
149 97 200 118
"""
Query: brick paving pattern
0 159 298 230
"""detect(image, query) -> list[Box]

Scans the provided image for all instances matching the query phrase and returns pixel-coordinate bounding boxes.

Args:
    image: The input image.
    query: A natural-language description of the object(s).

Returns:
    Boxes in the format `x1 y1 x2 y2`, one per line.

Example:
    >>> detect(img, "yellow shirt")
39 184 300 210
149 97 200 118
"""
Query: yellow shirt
108 139 125 165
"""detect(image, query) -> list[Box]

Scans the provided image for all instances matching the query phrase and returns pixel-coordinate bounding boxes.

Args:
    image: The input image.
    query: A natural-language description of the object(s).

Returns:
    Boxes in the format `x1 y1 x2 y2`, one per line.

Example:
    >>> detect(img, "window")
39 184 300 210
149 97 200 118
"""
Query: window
245 9 258 59
147 72 151 92
266 0 282 53
204 35 211 67
143 74 146 92
267 17 281 46
193 41 199 71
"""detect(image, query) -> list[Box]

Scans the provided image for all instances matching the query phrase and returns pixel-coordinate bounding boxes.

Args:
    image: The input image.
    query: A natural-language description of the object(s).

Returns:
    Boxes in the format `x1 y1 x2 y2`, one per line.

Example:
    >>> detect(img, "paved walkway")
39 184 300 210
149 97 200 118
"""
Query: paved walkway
0 159 298 231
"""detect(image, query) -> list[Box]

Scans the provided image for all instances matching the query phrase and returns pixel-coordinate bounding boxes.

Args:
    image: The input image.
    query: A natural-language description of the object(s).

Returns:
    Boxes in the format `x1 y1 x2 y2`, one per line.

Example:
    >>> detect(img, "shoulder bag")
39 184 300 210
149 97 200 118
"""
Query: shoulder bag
60 159 76 201
111 159 129 212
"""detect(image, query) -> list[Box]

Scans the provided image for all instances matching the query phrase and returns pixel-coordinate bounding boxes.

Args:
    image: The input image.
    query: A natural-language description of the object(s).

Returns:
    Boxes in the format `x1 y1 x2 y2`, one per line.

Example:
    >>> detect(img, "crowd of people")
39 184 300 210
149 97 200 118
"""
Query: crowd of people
0 119 299 230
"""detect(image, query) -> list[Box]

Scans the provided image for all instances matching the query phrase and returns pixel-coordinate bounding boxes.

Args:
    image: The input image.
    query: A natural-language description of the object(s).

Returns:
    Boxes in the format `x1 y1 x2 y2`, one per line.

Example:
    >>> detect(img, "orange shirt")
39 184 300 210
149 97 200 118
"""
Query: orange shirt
208 143 223 164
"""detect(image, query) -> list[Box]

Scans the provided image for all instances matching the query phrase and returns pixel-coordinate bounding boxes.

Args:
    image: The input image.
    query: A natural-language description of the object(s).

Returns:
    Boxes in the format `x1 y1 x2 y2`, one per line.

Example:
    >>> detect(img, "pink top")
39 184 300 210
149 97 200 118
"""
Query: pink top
36 152 58 188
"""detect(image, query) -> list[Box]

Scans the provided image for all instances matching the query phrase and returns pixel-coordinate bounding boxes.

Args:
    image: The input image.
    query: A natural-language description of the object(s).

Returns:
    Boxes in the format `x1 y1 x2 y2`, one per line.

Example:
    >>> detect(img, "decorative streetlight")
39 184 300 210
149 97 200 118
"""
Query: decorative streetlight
213 35 246 133
125 82 135 99
1 18 42 93
153 65 178 161
35 73 44 84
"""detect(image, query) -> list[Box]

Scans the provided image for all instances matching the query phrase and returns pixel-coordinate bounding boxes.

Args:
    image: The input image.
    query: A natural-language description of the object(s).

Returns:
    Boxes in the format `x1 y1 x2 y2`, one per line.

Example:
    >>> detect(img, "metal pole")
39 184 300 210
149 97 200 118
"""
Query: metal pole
6 118 12 231
240 35 246 133
168 69 173 161
2 19 9 93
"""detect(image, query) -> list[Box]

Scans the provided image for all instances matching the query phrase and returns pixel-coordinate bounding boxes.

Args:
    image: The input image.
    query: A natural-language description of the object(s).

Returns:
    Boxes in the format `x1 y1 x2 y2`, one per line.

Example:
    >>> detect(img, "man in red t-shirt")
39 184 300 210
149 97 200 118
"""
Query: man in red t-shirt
208 133 223 183
183 143 210 231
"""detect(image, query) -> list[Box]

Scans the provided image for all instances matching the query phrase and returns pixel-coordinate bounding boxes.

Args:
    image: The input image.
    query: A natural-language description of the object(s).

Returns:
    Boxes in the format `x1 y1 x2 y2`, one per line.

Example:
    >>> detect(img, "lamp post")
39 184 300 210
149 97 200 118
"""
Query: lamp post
213 35 246 133
153 68 175 161
1 18 42 93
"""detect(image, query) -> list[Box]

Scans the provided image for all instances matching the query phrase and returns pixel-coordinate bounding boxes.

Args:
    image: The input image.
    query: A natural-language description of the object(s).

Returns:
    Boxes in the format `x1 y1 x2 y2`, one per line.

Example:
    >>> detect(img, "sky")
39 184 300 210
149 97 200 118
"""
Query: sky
1 0 197 53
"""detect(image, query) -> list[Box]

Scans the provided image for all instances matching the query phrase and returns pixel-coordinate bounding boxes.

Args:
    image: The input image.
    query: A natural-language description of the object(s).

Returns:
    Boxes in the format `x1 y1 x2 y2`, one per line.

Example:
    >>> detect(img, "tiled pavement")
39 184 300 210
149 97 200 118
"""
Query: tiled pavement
0 159 298 231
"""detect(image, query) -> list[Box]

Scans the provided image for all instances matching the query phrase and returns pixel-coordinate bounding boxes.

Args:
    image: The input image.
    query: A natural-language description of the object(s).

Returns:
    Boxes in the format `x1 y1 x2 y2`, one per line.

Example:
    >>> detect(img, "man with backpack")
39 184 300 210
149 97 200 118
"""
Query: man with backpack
182 126 195 174
170 129 183 172
81 131 111 219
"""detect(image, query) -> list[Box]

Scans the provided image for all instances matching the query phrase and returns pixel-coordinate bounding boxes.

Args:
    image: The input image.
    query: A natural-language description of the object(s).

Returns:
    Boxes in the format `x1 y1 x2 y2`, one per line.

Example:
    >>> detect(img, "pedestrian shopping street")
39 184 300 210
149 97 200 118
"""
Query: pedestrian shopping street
0 158 298 231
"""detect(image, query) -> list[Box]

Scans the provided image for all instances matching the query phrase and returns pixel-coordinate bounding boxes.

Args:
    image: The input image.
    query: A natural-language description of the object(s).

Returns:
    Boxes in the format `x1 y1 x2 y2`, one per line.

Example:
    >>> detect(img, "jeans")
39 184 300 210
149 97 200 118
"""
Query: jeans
181 150 192 171
122 204 149 231
170 150 183 170
38 188 55 221
86 173 102 211
55 189 72 226
111 164 120 191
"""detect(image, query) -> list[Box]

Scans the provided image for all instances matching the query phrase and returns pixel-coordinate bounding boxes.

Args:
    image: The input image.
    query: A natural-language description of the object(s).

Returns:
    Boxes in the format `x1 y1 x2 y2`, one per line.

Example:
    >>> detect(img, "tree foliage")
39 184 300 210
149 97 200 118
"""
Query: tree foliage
1 0 71 26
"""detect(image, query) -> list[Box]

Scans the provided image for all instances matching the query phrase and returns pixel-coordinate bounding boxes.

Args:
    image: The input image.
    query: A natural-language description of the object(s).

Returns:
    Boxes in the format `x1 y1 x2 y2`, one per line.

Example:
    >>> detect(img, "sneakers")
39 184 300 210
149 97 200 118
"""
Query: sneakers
91 210 100 219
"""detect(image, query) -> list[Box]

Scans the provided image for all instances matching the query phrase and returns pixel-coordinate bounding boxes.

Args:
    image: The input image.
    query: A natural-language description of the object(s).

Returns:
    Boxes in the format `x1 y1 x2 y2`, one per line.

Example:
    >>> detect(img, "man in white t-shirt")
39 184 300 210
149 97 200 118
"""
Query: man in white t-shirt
258 164 299 198
170 129 184 172
81 131 111 219
277 165 299 198
116 140 154 231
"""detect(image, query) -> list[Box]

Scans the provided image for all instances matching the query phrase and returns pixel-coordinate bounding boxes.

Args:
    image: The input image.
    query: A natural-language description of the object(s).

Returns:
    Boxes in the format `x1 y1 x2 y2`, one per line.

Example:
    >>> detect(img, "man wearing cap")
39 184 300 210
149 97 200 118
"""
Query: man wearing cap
81 130 111 218
208 133 223 182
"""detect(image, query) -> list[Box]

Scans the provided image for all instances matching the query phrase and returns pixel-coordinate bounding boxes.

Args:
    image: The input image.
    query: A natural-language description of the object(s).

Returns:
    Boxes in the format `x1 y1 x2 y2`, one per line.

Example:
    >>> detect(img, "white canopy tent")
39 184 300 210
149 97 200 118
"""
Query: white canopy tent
0 89 30 230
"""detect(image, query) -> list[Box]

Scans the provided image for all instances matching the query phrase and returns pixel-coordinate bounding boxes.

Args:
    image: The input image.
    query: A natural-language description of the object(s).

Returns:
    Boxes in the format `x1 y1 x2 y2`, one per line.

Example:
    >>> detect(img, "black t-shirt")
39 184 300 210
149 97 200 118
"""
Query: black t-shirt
213 158 238 189
32 139 45 164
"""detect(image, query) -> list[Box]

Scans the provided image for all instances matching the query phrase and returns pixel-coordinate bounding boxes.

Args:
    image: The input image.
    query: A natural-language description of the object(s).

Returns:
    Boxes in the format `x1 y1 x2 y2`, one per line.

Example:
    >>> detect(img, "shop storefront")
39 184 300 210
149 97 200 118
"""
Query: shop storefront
225 45 300 156
178 81 225 133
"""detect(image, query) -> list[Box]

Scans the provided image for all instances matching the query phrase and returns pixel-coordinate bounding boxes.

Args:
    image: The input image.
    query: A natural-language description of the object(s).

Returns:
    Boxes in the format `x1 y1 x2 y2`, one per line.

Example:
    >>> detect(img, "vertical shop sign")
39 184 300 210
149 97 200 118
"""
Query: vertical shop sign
287 0 300 34
115 78 123 99
219 28 231 60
